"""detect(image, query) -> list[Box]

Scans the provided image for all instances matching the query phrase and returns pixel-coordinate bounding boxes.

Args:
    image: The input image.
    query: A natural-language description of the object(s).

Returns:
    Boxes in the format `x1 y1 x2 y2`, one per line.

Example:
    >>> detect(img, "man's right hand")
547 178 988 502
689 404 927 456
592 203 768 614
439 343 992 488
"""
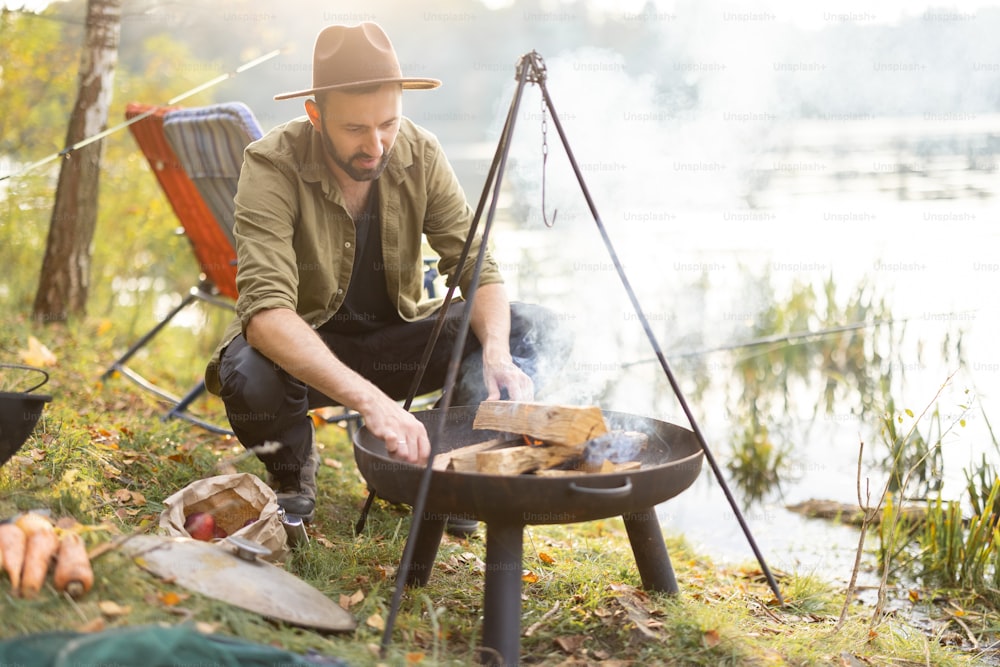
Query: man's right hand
246 308 431 464
358 393 431 464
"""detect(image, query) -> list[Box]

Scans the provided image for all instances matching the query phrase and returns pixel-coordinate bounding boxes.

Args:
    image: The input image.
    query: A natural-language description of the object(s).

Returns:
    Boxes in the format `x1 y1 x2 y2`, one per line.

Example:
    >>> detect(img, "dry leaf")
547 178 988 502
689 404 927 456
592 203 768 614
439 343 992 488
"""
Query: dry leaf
366 613 386 631
323 457 342 469
98 601 132 617
76 617 106 633
553 635 586 654
339 589 365 611
522 571 539 584
406 652 426 664
703 629 721 647
19 336 57 367
158 591 188 606
539 552 556 565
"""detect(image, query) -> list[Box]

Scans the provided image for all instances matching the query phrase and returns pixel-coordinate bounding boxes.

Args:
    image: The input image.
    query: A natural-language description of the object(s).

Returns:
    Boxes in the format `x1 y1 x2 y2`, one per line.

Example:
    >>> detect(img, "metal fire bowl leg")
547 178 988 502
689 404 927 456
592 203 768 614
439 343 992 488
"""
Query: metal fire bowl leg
623 507 678 594
477 520 524 667
402 515 446 587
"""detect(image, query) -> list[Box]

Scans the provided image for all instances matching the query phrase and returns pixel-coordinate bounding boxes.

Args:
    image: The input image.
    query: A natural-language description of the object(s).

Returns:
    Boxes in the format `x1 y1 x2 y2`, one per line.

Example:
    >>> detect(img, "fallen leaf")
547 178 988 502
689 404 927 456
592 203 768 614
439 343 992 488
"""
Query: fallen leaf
908 589 920 603
339 589 365 611
98 601 132 617
366 613 385 631
539 551 556 565
406 652 425 664
158 591 188 606
112 489 133 504
703 629 721 647
323 457 342 469
522 571 539 584
76 617 106 633
19 336 57 367
553 635 586 654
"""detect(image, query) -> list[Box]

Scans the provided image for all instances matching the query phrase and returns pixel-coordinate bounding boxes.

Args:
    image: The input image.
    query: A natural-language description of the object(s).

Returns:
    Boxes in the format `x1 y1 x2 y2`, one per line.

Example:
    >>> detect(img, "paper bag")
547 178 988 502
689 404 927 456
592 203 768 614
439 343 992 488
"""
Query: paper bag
159 473 288 562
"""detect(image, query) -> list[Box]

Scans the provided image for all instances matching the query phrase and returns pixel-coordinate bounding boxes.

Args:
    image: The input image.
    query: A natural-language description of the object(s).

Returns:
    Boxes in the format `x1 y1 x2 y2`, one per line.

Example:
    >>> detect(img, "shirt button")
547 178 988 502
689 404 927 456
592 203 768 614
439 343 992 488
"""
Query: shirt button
337 288 344 295
344 242 351 248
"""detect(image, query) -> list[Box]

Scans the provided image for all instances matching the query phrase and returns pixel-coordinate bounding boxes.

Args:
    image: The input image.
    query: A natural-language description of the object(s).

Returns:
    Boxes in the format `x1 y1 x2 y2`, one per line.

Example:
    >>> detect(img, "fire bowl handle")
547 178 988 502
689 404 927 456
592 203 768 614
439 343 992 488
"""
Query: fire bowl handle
568 478 632 497
0 364 50 395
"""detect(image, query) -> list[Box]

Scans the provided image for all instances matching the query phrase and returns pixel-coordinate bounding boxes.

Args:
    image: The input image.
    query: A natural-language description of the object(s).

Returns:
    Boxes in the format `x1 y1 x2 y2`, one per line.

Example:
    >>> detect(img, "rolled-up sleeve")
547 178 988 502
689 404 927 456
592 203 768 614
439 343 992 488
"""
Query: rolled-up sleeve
232 146 301 334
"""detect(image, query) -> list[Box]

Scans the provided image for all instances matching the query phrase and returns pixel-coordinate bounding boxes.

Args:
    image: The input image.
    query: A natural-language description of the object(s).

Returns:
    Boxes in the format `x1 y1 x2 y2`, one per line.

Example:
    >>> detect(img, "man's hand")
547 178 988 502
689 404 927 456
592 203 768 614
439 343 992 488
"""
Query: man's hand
246 308 431 464
483 349 534 401
358 393 431 464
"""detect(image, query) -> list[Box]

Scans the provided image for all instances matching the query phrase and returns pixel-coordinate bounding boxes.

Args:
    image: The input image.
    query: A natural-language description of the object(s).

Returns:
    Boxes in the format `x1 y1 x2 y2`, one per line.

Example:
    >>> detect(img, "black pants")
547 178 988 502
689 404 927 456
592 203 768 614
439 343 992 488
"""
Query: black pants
217 301 568 482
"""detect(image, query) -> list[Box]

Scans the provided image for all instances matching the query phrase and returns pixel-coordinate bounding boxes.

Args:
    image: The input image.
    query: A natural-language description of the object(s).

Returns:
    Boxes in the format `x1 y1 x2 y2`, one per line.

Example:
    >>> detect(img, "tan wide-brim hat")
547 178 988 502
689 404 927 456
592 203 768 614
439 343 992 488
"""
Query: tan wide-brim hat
274 22 441 100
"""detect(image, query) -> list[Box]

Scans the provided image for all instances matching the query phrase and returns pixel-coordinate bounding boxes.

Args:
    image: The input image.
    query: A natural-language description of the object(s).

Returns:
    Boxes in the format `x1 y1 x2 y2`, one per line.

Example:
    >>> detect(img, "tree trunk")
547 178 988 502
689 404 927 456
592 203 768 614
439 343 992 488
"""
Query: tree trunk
32 0 121 323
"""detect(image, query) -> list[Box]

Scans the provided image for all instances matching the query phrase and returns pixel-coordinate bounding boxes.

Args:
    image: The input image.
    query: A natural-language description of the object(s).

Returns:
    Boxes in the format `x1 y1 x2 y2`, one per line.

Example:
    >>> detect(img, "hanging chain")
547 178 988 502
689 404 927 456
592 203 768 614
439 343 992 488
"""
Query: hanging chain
539 82 558 227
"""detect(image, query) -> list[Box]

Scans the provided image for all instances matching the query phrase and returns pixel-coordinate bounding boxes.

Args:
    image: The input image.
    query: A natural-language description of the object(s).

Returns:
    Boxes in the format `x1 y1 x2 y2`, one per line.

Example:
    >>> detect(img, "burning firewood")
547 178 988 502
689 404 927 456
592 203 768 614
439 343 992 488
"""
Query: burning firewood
472 401 608 447
459 402 648 475
432 438 513 472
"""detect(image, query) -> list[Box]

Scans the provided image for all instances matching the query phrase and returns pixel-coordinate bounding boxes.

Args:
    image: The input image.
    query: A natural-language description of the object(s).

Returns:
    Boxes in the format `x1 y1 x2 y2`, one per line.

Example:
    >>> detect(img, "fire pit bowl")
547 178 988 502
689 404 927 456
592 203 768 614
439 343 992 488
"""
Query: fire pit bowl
354 405 704 666
0 365 53 469
354 405 704 525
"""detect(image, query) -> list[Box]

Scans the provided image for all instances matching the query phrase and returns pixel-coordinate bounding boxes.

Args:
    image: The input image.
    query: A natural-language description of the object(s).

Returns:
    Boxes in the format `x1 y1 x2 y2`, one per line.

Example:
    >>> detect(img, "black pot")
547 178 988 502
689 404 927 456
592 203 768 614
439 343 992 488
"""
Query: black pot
0 365 53 468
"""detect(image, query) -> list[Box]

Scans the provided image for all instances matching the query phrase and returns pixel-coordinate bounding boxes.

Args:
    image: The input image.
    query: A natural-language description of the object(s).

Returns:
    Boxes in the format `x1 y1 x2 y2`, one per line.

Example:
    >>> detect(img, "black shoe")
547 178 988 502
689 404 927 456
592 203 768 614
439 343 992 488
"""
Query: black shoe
268 441 319 523
445 516 479 537
276 494 315 523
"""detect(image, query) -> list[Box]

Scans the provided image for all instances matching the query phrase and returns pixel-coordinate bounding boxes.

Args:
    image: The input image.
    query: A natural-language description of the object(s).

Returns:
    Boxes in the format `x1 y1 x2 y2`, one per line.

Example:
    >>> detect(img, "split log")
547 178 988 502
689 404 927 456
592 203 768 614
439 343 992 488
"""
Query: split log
474 444 586 476
434 438 519 472
473 401 608 447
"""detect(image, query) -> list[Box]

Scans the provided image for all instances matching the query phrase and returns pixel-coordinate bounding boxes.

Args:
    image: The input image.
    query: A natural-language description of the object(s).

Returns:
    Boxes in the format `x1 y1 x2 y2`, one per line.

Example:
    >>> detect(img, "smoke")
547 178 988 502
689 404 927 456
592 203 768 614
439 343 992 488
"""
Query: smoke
478 0 1000 420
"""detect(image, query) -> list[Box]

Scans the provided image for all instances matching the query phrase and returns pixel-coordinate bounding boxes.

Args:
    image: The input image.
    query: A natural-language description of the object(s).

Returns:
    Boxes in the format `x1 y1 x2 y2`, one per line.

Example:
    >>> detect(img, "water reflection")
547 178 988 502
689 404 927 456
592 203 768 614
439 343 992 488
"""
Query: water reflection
488 110 997 582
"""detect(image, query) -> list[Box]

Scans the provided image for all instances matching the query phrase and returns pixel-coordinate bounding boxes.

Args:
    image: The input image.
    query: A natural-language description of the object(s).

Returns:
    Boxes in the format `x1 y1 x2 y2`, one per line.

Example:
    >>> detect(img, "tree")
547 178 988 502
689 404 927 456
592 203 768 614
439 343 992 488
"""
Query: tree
32 0 122 323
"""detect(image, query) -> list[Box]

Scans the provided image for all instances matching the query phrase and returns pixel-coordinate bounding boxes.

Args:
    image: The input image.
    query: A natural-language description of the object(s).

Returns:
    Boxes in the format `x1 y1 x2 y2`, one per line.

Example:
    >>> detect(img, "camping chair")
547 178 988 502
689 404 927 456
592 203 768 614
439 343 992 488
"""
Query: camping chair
100 102 260 434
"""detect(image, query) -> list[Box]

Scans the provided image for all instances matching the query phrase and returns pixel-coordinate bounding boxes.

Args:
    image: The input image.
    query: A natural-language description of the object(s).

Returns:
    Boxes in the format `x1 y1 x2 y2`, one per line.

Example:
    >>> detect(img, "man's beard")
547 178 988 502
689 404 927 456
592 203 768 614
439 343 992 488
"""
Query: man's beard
318 115 392 182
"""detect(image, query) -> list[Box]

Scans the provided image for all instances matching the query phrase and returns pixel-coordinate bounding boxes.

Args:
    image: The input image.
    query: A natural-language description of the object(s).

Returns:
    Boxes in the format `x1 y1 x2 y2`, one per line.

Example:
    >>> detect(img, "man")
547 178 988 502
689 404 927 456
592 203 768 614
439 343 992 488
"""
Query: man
204 22 565 526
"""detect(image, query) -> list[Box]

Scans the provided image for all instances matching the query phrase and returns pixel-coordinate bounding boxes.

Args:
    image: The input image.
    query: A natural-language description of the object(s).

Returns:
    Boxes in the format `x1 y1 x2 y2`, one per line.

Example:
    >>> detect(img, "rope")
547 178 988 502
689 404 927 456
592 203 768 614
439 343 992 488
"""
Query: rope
0 49 282 182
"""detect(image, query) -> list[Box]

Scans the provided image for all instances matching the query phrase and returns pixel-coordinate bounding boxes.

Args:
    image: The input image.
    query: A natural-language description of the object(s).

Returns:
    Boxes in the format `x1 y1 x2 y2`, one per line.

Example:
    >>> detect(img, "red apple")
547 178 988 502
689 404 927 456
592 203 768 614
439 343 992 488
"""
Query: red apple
213 523 229 539
184 512 216 541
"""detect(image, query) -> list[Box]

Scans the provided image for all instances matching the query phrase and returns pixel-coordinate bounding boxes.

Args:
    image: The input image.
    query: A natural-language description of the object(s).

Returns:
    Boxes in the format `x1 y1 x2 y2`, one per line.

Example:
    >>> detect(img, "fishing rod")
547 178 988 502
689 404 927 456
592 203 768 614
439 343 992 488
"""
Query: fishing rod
621 309 977 368
0 49 282 182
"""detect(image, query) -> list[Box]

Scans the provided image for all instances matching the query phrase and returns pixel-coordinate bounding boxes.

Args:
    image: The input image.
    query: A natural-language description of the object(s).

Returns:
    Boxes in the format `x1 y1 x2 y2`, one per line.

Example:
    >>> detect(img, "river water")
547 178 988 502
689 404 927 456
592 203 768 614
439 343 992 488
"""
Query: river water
469 111 1000 593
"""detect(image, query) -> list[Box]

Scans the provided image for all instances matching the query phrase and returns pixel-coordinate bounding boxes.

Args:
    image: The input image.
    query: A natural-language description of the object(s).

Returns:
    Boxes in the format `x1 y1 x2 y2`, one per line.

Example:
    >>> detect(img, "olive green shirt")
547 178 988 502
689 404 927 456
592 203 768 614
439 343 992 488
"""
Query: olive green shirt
204 116 502 395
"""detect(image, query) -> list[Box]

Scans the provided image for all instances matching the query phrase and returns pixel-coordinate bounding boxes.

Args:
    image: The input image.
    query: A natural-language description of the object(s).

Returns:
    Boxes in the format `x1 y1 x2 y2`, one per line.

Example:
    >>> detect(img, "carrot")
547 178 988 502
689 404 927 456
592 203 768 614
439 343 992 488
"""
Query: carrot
0 523 27 594
53 531 94 599
20 528 59 598
15 512 54 537
16 513 57 599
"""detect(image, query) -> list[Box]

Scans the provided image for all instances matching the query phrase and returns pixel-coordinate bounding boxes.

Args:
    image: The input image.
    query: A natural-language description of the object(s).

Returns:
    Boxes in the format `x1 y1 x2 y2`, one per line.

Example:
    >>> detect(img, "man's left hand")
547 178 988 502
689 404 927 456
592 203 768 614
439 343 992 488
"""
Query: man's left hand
483 352 534 401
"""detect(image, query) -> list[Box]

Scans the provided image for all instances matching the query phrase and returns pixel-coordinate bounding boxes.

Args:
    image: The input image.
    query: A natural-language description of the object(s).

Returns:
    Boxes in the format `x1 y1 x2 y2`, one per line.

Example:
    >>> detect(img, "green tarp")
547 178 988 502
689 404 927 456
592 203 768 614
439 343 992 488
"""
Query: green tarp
0 624 349 667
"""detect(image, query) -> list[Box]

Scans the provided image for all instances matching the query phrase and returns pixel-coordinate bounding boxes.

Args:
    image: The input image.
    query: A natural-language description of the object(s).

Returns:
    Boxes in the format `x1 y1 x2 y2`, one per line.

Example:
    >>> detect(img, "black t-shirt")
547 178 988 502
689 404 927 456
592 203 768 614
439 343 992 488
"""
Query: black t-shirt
320 180 402 334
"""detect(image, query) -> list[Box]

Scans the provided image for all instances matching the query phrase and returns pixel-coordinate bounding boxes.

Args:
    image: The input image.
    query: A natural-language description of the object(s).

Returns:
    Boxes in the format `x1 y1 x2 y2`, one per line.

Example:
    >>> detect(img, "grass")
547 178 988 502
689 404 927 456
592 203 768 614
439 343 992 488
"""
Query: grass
0 316 990 666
